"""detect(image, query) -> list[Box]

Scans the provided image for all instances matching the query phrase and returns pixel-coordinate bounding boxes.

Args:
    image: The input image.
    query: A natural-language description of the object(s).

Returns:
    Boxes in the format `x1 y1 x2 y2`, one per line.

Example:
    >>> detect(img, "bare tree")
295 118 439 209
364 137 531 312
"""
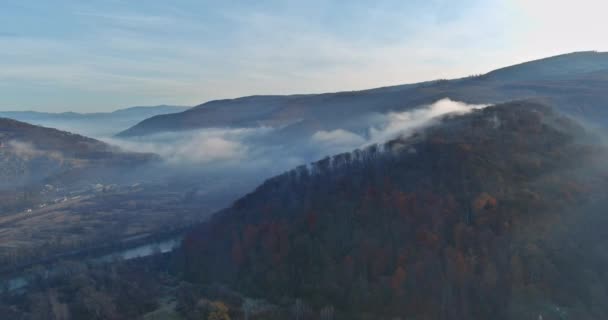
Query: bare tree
320 305 335 320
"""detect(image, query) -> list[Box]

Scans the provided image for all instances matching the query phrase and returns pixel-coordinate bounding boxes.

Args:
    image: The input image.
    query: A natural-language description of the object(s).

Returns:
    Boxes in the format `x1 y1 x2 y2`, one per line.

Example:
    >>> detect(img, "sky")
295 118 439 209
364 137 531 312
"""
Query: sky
1 0 607 112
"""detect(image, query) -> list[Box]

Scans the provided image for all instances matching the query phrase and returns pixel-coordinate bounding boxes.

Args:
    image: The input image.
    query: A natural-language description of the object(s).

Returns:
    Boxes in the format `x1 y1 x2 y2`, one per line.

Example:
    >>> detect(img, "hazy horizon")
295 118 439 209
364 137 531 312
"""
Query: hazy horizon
2 0 608 112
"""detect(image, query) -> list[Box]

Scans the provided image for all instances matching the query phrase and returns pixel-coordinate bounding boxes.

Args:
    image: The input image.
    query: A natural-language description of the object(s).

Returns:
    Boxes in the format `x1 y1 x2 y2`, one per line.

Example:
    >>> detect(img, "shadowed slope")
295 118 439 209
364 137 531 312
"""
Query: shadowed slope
181 102 608 319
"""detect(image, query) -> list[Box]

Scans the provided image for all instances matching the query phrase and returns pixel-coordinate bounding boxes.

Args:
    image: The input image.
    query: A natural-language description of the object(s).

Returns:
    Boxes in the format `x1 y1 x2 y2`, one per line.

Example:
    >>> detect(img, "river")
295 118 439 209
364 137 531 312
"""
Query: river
3 236 182 292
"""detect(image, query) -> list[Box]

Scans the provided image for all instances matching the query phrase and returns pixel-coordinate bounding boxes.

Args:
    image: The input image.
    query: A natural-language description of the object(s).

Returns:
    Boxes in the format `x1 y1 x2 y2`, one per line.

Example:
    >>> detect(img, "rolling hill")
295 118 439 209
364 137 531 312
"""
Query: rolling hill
180 101 608 319
0 117 156 188
118 51 608 139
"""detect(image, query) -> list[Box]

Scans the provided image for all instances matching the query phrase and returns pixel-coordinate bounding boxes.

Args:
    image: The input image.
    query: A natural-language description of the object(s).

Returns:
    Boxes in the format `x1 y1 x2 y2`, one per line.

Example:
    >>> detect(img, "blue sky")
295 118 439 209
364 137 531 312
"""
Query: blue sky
1 0 607 112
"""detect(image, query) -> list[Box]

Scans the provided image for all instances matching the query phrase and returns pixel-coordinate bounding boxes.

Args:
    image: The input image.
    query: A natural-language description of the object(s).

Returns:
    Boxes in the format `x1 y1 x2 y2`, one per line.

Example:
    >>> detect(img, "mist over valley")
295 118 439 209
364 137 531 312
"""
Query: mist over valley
1 2 608 318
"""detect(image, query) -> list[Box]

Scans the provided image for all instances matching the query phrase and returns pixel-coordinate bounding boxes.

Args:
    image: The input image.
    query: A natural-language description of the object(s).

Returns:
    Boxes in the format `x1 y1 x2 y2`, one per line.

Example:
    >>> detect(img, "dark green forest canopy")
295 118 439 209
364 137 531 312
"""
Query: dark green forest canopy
181 101 608 319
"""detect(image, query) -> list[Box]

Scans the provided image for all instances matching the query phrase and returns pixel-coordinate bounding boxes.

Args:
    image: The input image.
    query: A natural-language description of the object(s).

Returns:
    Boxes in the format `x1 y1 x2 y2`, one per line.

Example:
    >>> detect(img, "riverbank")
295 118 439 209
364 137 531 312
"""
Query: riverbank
1 229 186 292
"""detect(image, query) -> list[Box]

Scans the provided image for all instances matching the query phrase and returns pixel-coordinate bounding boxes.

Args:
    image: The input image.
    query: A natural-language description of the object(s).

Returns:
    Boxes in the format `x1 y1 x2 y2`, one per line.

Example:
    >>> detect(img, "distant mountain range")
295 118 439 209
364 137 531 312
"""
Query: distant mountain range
0 105 189 121
118 51 608 139
0 105 189 137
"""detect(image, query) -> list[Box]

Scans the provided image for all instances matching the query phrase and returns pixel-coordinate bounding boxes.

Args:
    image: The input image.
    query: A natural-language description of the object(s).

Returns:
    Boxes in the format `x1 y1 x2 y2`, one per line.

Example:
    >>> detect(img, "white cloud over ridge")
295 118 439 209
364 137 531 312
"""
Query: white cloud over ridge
367 98 487 144
309 98 487 155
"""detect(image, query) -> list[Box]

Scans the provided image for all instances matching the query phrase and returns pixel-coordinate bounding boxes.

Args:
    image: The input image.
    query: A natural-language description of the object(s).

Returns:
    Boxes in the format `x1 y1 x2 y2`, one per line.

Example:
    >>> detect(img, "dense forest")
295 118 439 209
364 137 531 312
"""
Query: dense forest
180 101 608 319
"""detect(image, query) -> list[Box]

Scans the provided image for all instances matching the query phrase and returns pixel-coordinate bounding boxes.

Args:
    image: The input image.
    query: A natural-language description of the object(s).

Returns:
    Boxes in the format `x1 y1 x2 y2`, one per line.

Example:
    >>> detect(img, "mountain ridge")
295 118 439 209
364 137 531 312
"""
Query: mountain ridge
0 105 190 137
0 105 189 118
117 51 608 138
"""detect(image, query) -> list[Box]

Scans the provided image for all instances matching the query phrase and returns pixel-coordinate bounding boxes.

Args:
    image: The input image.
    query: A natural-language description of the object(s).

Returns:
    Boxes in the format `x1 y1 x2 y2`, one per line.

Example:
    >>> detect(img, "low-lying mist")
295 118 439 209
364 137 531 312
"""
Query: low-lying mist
104 127 273 166
0 98 487 200
104 99 487 183
5 140 64 162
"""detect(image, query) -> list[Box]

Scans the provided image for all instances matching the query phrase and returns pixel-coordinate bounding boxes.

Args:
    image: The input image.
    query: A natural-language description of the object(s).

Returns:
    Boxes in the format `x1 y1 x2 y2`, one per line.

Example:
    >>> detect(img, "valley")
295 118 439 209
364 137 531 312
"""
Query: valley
0 184 194 269
2 51 608 319
4 1 608 318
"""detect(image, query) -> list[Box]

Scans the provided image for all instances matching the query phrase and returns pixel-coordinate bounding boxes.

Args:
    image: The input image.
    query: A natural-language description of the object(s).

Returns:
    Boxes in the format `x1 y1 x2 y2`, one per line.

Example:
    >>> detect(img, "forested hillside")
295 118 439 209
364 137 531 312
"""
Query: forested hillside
0 117 156 212
181 101 608 319
0 117 155 185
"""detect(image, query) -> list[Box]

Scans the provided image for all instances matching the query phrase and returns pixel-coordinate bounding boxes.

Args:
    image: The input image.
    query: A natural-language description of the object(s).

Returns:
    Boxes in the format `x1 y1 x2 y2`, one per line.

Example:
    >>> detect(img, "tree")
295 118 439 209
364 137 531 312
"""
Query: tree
208 301 230 320
320 305 335 320
472 193 497 212
391 266 407 295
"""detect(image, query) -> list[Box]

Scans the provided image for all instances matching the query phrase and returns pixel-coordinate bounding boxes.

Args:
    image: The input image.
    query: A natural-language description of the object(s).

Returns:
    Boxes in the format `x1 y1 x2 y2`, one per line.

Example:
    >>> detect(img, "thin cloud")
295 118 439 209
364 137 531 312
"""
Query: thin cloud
2 1 607 112
75 12 179 27
0 32 19 37
312 129 367 148
6 140 64 162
